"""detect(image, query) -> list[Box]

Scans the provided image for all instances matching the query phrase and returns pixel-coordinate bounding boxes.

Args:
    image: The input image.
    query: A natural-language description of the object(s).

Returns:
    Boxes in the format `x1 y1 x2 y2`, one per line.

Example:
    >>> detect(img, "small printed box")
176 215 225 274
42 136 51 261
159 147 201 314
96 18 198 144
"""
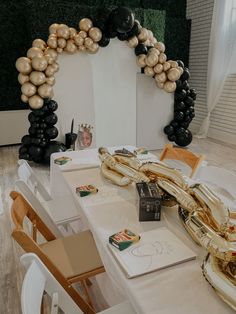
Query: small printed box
76 184 98 197
109 229 140 251
54 156 72 165
136 182 162 221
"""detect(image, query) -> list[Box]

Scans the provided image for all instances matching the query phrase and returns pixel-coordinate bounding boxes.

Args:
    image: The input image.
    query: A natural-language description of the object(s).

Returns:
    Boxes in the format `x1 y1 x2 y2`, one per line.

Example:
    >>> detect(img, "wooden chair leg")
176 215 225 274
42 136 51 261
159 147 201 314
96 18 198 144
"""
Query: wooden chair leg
86 278 93 286
81 279 94 310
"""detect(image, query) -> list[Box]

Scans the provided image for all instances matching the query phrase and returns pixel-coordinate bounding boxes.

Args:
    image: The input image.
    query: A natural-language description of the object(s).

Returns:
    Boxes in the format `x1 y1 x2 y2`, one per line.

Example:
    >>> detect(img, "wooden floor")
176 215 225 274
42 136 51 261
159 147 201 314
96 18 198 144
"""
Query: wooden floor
1 138 236 313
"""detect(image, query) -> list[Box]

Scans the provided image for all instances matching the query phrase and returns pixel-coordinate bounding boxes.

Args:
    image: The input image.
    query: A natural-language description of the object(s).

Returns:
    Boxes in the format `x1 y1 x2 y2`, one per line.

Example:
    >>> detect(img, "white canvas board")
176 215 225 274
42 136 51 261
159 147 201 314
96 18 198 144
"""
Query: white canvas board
108 227 196 278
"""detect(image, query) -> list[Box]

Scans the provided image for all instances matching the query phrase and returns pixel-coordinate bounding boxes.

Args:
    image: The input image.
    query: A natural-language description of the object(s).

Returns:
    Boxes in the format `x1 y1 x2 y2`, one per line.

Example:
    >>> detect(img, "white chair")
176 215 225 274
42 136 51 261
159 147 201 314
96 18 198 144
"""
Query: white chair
17 160 81 233
21 253 136 314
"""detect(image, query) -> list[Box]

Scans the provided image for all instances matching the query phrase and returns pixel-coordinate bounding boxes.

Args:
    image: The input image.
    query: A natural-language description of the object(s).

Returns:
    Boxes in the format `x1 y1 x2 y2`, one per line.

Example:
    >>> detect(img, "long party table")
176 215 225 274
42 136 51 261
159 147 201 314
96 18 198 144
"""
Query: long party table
50 147 235 314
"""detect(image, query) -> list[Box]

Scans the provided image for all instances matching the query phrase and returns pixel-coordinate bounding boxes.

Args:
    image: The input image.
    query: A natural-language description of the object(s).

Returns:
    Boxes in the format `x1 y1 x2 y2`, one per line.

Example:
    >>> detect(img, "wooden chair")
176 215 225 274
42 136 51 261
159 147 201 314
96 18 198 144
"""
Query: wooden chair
159 143 205 178
10 191 105 314
21 253 135 314
17 160 81 233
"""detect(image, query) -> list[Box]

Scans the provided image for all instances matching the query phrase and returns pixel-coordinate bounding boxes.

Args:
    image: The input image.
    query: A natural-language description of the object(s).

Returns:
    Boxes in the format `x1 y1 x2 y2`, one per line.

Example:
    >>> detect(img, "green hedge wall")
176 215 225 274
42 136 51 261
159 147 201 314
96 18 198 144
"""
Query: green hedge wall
0 0 190 110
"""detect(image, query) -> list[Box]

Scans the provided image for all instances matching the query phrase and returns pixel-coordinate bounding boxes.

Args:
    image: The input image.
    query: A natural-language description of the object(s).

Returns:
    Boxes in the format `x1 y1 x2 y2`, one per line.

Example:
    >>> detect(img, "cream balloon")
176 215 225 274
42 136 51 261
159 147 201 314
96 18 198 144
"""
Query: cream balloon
148 48 160 56
49 23 59 35
79 18 93 32
21 94 29 103
27 47 43 59
144 66 155 77
32 39 46 50
21 82 37 97
163 62 171 71
164 81 176 93
156 81 164 89
79 45 86 52
57 24 70 39
145 53 159 67
177 66 184 75
29 71 46 86
44 48 58 60
18 73 29 85
155 72 167 83
88 43 99 53
38 83 53 98
127 36 139 48
44 54 54 65
51 62 59 72
29 95 44 109
57 47 63 53
154 42 165 53
65 40 77 53
78 31 87 39
45 65 56 77
46 76 55 86
69 28 77 39
16 57 32 74
167 68 181 81
57 38 67 48
84 37 93 48
88 27 102 42
138 28 148 42
158 53 167 64
168 60 178 68
137 54 146 67
47 35 58 49
74 34 84 46
32 56 48 71
154 63 163 74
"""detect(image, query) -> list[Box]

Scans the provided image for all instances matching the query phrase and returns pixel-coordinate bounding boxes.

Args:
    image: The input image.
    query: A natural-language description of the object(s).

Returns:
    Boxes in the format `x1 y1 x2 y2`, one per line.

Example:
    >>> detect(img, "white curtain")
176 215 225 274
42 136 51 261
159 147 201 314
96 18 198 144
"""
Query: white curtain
196 0 234 138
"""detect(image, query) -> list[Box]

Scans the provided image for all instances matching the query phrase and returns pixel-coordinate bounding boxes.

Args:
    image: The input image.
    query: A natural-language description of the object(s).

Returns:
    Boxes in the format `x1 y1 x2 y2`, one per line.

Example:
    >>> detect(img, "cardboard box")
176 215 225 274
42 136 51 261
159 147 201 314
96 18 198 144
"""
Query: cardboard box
136 182 162 221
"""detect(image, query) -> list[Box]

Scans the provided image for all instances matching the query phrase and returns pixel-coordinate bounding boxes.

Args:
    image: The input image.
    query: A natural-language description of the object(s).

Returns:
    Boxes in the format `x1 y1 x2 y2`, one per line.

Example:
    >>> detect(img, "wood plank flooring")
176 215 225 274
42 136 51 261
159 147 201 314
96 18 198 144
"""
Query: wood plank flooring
0 138 236 313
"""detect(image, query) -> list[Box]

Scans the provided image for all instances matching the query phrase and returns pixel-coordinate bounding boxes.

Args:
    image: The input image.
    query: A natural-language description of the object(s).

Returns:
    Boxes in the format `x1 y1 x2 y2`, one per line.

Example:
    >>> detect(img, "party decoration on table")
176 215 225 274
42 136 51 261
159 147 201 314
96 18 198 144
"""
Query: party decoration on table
76 184 98 197
109 229 140 251
77 124 93 149
114 148 136 157
65 118 77 150
136 182 162 221
54 156 72 165
98 146 236 310
16 6 196 162
134 147 148 155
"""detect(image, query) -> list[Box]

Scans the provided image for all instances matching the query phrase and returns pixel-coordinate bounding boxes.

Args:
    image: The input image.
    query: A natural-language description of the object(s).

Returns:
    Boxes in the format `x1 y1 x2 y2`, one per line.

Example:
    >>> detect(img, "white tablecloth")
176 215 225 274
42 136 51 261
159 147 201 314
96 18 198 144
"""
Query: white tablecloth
50 147 235 314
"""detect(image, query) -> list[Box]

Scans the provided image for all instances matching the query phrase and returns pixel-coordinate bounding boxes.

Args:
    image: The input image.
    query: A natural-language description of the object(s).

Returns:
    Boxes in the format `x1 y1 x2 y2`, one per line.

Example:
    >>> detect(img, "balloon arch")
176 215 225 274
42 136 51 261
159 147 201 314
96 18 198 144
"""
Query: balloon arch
16 7 196 164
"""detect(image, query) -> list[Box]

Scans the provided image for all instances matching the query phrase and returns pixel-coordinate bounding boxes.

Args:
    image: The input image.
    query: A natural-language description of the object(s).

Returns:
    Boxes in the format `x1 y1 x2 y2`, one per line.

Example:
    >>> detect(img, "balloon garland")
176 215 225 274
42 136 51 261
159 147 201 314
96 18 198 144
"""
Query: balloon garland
16 7 196 163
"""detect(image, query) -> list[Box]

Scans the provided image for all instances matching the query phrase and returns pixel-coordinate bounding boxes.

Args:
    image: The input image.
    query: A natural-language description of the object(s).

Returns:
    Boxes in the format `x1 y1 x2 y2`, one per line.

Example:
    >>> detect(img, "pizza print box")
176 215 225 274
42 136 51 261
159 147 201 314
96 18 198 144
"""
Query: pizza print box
136 182 162 221
109 229 140 251
76 184 98 197
54 156 72 165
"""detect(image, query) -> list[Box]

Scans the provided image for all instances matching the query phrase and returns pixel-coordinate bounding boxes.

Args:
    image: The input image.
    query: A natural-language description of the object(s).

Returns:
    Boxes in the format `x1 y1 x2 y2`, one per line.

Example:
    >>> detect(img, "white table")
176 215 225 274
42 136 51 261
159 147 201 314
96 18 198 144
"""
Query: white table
50 147 235 314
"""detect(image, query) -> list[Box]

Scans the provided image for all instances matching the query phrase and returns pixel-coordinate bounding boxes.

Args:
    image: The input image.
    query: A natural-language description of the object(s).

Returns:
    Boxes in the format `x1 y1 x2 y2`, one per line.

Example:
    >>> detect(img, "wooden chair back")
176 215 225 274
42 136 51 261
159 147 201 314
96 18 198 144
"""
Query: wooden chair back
159 143 205 178
10 191 95 314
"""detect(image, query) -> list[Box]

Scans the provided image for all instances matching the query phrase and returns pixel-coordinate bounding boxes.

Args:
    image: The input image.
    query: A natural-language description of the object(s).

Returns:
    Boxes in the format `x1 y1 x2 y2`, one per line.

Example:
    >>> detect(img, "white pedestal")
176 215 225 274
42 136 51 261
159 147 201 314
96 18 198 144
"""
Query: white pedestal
136 73 174 150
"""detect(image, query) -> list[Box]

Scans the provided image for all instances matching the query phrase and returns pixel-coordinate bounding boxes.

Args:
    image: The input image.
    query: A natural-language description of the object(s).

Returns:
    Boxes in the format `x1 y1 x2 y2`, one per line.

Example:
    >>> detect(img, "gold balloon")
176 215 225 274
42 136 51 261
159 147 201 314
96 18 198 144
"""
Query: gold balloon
57 47 63 53
57 38 67 48
154 72 167 83
47 35 58 49
21 94 29 103
51 62 59 72
18 73 29 85
16 57 32 74
144 66 155 77
142 39 152 47
151 37 157 45
65 40 77 53
69 28 77 39
44 54 54 65
57 24 70 39
29 95 44 109
154 63 163 74
88 43 99 53
27 47 43 59
78 31 87 39
79 45 86 52
156 81 164 89
158 53 167 64
148 48 160 56
177 66 184 75
84 37 93 48
163 62 171 71
49 23 59 35
136 54 146 67
21 82 37 97
168 60 178 68
79 18 93 32
164 81 176 93
138 28 148 42
45 65 56 77
154 42 165 53
146 53 159 67
46 76 55 86
127 36 139 48
32 39 46 50
30 71 46 86
167 68 181 81
148 30 153 40
74 34 84 46
88 27 102 42
38 83 53 98
44 48 58 61
32 56 48 71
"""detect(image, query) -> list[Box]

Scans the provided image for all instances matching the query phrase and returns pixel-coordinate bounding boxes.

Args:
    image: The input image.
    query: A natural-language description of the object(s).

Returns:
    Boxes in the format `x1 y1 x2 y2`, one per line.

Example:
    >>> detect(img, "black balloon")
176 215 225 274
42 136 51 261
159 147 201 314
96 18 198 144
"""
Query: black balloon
181 68 190 81
189 106 195 113
174 101 185 111
126 20 141 38
109 7 134 33
184 96 194 106
170 120 179 129
105 23 117 38
32 107 45 116
28 112 38 123
180 121 189 129
135 44 148 56
21 135 31 145
47 100 58 112
29 126 37 135
43 141 66 164
184 115 192 123
163 125 174 135
36 129 44 134
189 112 195 119
177 60 184 68
31 122 40 129
29 145 43 162
168 134 176 142
189 88 197 100
117 32 129 41
19 153 30 160
176 127 187 138
98 34 110 47
39 139 48 147
175 130 192 147
182 80 190 90
45 126 58 139
174 111 184 121
36 133 45 139
175 89 187 101
45 113 58 125
40 123 47 129
175 80 182 90
31 138 41 145
19 145 28 155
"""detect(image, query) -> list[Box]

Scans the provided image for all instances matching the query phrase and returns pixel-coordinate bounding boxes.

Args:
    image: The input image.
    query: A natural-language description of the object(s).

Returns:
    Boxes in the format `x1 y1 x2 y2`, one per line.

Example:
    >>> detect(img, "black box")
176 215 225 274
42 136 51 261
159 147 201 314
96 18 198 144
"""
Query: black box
136 182 162 221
